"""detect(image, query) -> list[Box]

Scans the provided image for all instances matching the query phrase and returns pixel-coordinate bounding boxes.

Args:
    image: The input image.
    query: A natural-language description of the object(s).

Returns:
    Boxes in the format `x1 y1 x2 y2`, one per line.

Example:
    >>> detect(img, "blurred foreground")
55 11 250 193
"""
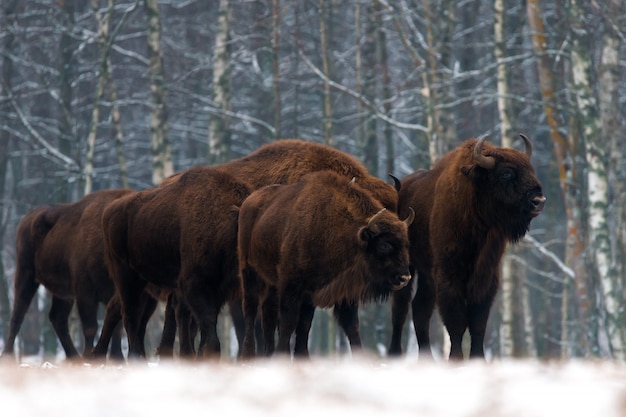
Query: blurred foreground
1 357 625 416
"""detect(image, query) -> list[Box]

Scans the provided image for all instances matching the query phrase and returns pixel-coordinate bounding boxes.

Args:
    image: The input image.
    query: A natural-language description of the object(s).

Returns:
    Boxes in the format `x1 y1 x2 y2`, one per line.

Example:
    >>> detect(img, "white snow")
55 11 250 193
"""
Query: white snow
1 356 625 416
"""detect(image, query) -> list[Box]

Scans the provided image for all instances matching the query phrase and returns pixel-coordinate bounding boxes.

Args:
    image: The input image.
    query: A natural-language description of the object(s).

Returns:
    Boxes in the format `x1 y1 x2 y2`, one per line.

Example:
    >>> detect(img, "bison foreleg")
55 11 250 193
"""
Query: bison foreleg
437 287 468 360
293 299 315 358
389 284 412 356
333 301 362 352
467 286 497 360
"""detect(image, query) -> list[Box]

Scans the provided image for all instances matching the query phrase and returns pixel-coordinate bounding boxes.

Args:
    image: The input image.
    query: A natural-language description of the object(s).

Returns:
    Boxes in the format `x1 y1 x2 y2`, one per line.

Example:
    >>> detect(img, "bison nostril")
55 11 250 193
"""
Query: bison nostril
532 195 546 210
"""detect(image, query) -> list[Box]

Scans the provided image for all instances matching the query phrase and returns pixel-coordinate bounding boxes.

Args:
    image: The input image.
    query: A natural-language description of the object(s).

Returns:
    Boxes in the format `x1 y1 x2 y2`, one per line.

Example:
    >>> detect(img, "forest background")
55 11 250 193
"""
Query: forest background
0 0 624 362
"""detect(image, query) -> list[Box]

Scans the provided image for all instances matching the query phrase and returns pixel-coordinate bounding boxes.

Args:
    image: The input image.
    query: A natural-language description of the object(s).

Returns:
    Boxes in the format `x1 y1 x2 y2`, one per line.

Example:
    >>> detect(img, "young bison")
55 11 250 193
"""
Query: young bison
102 167 251 359
219 139 400 353
389 135 546 360
238 171 414 358
1 189 131 361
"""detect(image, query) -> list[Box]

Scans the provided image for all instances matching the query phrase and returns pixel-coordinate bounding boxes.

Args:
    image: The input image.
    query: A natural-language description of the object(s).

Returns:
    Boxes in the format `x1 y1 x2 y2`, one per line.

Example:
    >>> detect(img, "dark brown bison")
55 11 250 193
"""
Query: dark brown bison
218 139 399 213
219 139 400 353
101 167 251 358
238 171 414 358
389 135 546 360
96 139 399 359
1 189 132 361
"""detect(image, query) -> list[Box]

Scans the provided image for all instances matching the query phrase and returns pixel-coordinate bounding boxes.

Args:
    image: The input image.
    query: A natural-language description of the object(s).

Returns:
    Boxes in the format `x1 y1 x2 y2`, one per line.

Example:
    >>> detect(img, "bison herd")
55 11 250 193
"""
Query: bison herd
1 136 545 363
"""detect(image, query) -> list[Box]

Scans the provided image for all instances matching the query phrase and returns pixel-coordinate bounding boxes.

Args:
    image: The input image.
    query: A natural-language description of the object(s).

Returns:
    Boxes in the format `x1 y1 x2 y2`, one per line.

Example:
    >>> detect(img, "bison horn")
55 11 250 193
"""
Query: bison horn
519 133 533 158
404 207 415 227
388 174 401 192
367 208 386 235
473 135 496 169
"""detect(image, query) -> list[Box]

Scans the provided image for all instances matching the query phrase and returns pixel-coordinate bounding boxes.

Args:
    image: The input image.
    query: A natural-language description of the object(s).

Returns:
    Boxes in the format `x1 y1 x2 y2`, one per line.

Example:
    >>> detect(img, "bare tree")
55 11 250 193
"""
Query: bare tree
209 0 232 165
145 0 173 185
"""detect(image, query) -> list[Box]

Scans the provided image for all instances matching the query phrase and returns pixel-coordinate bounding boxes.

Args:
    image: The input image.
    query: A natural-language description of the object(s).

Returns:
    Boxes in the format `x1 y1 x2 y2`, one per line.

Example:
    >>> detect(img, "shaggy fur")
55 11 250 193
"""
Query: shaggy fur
101 167 251 359
389 136 545 360
1 189 132 361
238 171 412 358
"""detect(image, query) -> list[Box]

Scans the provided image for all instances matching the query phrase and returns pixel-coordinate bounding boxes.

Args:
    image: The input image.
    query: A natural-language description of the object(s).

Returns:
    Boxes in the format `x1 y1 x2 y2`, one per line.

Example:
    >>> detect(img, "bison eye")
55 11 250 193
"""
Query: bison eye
376 241 393 255
499 170 514 181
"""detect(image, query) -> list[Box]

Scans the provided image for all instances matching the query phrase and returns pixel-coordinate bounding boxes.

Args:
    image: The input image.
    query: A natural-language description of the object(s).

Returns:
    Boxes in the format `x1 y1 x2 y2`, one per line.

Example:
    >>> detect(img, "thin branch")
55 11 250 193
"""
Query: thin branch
524 234 575 279
3 82 78 170
297 45 428 133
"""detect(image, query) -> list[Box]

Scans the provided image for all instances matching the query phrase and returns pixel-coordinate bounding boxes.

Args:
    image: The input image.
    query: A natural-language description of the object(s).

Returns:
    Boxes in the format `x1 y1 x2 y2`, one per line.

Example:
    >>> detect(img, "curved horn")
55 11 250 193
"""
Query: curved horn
473 136 496 169
403 207 415 227
367 208 386 235
519 133 532 158
388 174 401 192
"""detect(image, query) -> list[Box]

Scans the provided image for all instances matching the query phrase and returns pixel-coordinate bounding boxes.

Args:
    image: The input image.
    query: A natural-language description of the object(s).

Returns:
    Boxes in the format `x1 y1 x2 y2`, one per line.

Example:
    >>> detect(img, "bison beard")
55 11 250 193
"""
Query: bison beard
238 171 413 358
1 189 132 361
389 135 546 360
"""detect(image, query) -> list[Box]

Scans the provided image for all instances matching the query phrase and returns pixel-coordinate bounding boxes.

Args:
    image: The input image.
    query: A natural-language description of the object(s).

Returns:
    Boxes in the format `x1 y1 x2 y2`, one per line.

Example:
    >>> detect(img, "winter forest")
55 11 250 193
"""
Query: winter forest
0 0 625 364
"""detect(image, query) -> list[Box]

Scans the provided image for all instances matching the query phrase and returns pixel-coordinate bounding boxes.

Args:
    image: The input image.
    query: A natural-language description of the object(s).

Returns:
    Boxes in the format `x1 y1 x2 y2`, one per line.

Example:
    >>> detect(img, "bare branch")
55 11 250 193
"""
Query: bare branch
524 234 575 279
297 46 428 133
3 84 78 170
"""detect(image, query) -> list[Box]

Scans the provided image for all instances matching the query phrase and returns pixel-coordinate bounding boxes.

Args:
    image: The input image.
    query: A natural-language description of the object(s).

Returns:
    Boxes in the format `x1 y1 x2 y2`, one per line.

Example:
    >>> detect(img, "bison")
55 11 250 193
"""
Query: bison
238 170 414 358
101 167 251 359
388 135 546 360
96 139 399 359
1 189 132 361
219 139 400 353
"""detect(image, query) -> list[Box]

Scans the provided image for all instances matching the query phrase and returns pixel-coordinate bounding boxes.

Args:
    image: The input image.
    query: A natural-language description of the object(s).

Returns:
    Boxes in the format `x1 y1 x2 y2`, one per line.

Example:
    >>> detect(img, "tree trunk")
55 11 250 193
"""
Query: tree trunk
319 0 333 146
272 0 281 140
361 1 378 175
145 0 173 186
85 0 113 196
208 0 232 165
571 0 624 358
526 0 590 357
0 0 20 348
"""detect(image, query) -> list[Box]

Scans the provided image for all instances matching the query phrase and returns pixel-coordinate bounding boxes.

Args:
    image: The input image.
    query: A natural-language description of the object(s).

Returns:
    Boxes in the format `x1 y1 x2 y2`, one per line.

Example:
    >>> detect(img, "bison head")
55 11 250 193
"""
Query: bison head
358 208 414 294
462 134 546 242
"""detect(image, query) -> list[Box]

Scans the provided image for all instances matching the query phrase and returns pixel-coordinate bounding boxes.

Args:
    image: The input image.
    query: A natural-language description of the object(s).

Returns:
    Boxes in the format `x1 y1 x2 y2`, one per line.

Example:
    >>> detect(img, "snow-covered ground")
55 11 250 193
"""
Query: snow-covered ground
1 356 625 416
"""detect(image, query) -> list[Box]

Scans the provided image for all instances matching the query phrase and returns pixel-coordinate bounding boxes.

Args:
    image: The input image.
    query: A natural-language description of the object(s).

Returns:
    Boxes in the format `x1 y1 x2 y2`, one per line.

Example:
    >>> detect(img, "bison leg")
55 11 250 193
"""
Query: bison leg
156 293 177 358
75 296 99 357
48 296 81 359
175 297 196 357
1 271 40 358
467 285 497 359
293 299 315 358
241 266 262 359
437 288 468 360
90 295 122 360
412 271 436 360
333 301 362 352
136 292 158 358
389 283 413 356
261 286 279 357
276 282 303 356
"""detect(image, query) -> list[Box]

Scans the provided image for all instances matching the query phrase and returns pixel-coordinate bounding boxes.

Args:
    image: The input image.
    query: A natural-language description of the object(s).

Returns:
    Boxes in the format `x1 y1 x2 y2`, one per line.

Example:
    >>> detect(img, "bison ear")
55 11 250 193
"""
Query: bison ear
358 226 375 246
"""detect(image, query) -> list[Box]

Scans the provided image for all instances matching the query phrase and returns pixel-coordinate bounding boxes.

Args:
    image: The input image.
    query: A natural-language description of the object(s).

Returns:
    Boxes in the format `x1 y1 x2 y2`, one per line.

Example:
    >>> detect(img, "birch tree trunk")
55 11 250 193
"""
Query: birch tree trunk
495 0 514 358
145 0 173 186
527 0 590 357
85 0 113 196
319 0 333 146
272 0 281 140
361 1 378 175
208 0 232 165
571 0 625 358
0 0 19 347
